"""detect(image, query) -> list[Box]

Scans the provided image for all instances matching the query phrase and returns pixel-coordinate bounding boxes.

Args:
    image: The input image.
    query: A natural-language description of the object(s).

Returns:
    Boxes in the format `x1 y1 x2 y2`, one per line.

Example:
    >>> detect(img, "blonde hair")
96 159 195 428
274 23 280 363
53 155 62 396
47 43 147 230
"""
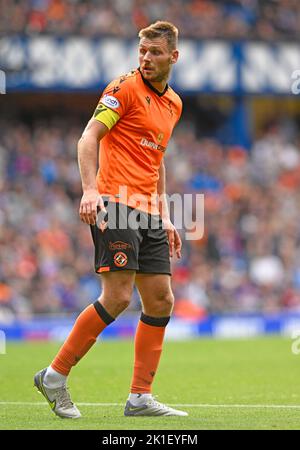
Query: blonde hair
138 21 178 51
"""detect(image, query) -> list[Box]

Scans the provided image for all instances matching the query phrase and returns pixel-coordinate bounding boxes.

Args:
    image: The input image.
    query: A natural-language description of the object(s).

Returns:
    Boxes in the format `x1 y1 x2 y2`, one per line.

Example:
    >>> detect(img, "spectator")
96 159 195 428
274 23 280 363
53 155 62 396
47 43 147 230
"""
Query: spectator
1 112 300 318
1 0 300 40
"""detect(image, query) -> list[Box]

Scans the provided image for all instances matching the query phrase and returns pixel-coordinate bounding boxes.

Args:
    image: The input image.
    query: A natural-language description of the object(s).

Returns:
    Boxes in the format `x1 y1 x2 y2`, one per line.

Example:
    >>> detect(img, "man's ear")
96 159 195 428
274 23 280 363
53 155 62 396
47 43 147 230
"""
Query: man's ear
171 50 179 64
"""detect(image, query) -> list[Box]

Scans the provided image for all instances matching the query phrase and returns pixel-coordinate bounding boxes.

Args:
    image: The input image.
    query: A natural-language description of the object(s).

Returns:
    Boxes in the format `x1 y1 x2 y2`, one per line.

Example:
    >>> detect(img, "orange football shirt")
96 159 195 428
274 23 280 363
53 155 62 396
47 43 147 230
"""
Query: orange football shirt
96 68 182 214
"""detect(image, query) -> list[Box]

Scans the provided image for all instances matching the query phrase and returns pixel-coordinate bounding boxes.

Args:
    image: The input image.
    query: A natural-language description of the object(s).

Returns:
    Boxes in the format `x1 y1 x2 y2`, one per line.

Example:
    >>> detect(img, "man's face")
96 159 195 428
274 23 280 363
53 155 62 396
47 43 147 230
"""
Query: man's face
139 37 178 83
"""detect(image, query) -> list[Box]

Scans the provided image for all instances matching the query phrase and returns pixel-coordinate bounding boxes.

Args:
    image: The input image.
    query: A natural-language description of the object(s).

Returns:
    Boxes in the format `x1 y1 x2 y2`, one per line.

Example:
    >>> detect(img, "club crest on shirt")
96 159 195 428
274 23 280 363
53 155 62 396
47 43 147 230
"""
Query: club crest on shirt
157 132 164 143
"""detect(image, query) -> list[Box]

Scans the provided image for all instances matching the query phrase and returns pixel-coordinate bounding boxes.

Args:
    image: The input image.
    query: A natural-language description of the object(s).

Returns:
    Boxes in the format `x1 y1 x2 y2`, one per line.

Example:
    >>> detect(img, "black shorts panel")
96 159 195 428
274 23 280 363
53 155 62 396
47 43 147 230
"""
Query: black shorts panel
137 227 171 275
90 202 171 275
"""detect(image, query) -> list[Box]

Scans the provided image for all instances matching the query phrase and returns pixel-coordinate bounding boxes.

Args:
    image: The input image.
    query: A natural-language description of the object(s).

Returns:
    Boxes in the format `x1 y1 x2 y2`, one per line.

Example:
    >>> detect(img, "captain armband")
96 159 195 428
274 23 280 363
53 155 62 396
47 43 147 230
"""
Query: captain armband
93 103 120 129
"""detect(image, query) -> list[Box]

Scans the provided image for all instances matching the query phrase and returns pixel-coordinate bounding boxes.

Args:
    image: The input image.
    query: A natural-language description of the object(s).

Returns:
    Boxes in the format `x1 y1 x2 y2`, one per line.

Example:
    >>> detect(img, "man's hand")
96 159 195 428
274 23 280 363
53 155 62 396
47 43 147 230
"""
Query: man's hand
162 218 182 259
79 189 107 226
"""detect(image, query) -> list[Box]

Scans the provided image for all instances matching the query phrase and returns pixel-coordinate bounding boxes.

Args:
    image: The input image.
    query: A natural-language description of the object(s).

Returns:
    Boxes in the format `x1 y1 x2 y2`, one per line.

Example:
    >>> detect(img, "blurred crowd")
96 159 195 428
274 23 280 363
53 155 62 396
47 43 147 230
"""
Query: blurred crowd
1 0 300 40
1 110 300 320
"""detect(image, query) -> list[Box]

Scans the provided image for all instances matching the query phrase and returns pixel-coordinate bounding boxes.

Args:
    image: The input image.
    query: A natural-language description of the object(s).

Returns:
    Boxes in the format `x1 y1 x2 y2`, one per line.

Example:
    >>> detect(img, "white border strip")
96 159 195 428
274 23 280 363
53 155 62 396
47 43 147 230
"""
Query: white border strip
1 402 300 409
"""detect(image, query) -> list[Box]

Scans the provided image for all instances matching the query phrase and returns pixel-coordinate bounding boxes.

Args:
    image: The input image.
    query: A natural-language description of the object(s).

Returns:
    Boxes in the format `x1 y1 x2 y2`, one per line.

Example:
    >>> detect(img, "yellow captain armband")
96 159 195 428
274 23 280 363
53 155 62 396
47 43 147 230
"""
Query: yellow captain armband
93 103 120 129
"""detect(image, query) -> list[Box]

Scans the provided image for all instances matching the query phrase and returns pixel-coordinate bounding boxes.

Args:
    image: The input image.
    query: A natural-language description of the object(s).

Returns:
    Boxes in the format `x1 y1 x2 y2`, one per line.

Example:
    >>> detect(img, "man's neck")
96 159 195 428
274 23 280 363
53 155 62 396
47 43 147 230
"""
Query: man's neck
148 80 167 93
139 68 169 96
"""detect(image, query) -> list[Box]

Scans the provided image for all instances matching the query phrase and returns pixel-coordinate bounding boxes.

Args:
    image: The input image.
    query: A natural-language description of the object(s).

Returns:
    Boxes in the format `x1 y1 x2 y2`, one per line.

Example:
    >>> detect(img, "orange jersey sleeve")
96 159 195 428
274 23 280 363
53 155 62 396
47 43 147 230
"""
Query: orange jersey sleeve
98 70 136 118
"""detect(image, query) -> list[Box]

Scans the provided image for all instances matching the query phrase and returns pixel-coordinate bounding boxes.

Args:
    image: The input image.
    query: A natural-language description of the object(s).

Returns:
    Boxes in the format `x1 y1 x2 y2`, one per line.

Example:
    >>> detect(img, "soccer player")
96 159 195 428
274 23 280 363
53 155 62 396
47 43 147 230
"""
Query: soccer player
34 21 187 418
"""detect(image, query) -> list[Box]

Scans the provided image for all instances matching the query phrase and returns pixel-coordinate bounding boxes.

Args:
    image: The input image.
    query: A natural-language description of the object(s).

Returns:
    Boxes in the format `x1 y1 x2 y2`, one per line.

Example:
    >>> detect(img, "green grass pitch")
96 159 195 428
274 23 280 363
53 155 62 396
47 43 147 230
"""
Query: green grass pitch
0 337 299 430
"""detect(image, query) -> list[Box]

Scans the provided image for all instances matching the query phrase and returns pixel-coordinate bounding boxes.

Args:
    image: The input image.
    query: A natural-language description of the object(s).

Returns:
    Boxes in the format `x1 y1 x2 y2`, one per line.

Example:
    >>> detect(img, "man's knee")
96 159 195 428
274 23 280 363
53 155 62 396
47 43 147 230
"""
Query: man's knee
99 271 135 317
110 292 132 310
159 290 174 313
145 289 175 316
96 294 131 318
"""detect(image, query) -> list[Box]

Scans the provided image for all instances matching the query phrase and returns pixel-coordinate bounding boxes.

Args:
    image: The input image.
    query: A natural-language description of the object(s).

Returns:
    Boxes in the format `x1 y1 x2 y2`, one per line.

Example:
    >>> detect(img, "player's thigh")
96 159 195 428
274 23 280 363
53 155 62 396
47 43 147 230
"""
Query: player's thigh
98 270 136 317
101 270 136 302
135 273 174 313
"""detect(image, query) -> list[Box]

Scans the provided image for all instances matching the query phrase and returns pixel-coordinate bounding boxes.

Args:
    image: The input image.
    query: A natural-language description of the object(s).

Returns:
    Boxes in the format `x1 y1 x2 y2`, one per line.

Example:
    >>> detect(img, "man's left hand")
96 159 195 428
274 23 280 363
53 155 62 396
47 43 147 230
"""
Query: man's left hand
162 218 182 259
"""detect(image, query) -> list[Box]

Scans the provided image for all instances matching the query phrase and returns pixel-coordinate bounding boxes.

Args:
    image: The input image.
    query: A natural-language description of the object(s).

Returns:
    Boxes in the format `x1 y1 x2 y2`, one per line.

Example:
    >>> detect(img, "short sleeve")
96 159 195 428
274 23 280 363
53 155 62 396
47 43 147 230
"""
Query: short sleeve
98 75 134 118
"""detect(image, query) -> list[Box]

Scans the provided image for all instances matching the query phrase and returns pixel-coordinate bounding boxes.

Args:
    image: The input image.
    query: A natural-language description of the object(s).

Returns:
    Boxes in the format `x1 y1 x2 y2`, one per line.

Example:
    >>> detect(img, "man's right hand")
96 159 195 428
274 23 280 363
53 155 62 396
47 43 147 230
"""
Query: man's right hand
79 189 107 225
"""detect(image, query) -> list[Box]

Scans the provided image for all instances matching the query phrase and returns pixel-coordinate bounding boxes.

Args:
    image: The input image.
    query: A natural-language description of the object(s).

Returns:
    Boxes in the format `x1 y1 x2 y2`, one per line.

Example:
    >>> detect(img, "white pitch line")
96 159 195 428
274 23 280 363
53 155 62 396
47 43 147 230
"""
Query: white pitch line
1 402 300 409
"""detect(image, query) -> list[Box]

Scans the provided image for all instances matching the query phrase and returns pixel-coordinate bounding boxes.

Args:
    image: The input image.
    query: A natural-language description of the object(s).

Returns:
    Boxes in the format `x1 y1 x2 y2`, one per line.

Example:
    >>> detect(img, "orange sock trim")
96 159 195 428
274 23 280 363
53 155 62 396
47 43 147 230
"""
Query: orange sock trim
130 319 167 394
51 304 109 376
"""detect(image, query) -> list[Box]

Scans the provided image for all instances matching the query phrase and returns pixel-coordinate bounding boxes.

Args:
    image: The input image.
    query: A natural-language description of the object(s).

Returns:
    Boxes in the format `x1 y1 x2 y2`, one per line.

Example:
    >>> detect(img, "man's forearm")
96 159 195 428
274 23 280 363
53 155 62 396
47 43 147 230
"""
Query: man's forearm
159 193 170 220
157 161 170 220
77 135 98 192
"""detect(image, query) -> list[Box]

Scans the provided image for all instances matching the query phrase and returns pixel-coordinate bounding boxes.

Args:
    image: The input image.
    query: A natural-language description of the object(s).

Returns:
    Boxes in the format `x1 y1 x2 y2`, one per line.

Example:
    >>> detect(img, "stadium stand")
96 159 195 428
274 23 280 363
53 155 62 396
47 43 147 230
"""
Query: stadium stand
1 112 300 318
1 0 300 324
1 0 300 40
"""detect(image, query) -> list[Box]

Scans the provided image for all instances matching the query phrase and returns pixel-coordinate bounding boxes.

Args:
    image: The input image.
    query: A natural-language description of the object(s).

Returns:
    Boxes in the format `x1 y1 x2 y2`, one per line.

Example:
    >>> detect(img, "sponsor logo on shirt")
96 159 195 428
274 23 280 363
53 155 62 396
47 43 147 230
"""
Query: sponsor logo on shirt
140 137 166 153
109 241 132 251
102 95 120 109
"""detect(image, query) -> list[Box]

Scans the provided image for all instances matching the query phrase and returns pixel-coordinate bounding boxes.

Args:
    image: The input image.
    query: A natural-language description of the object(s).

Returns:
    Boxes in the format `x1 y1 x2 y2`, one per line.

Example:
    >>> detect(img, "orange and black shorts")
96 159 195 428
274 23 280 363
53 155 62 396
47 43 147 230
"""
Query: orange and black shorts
90 201 171 275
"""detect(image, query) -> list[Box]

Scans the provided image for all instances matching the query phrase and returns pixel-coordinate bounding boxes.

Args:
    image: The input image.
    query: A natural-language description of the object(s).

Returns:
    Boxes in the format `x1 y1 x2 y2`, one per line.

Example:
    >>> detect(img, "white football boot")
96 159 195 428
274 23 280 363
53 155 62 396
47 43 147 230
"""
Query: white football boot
124 394 188 417
34 368 81 419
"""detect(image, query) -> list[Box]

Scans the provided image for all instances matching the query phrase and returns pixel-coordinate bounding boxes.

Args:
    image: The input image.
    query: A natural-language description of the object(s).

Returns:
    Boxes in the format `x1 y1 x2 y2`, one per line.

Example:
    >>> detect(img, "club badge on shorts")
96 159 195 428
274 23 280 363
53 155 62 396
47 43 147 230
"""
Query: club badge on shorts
113 252 128 267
